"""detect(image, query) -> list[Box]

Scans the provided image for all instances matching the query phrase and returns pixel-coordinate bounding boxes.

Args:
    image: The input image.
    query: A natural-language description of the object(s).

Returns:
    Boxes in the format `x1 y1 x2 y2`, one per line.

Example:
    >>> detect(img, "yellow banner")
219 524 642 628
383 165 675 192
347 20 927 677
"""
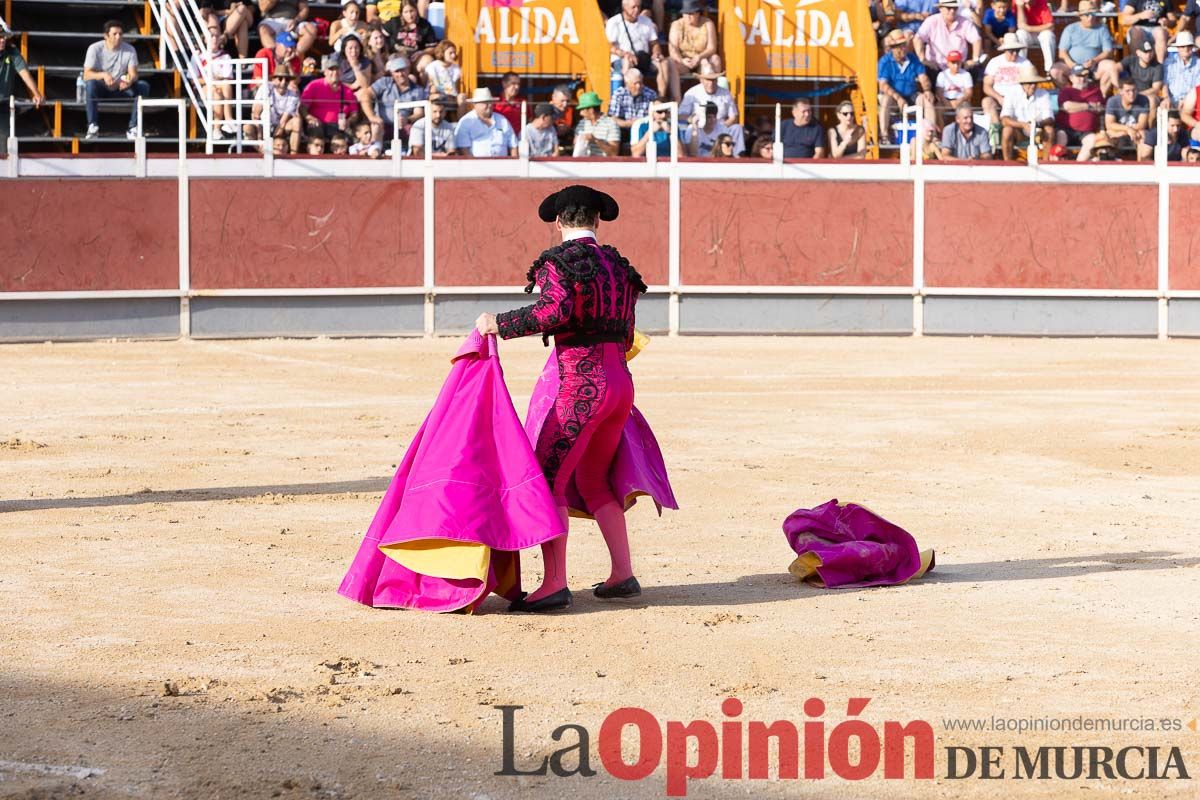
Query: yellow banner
724 0 872 78
448 0 612 103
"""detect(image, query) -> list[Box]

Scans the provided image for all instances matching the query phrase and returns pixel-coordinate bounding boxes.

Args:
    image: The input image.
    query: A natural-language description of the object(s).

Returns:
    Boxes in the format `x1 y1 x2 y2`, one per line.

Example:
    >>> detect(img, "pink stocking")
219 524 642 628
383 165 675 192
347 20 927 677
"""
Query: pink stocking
526 506 569 602
593 501 633 585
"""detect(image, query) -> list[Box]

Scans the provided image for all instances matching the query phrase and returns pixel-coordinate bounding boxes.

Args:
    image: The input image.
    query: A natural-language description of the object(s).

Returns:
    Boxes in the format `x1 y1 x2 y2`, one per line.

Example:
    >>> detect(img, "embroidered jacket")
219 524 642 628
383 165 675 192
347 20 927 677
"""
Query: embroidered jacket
496 238 647 347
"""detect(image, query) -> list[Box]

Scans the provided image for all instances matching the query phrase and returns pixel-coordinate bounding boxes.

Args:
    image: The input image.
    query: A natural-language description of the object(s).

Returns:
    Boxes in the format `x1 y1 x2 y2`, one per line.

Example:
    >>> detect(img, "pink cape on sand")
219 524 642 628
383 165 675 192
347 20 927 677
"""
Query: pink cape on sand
524 350 679 519
783 499 936 588
338 332 678 613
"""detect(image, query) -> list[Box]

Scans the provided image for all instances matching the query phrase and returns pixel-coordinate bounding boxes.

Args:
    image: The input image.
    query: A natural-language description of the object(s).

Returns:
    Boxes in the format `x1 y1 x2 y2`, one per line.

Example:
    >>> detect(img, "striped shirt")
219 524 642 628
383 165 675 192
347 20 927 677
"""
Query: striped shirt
574 115 620 156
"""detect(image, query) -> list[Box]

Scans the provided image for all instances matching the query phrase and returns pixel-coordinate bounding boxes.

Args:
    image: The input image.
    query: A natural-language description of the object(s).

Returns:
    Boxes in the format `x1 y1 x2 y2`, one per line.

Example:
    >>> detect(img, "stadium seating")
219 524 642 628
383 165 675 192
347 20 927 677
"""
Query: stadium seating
4 0 347 151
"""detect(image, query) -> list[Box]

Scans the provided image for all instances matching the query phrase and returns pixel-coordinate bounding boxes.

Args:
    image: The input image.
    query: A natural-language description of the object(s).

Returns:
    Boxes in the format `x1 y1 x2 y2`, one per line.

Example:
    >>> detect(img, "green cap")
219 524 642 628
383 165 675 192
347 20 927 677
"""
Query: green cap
576 91 603 111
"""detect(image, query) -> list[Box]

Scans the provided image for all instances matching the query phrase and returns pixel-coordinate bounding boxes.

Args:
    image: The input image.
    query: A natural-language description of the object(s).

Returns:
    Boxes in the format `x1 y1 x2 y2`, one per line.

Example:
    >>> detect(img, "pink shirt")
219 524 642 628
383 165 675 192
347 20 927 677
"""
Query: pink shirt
300 79 358 124
916 15 980 69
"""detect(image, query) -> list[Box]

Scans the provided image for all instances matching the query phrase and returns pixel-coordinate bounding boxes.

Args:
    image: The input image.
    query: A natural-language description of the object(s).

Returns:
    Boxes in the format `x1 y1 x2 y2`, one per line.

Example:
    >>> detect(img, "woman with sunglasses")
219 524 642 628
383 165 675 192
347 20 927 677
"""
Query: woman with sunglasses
828 100 867 158
710 132 735 158
752 136 774 159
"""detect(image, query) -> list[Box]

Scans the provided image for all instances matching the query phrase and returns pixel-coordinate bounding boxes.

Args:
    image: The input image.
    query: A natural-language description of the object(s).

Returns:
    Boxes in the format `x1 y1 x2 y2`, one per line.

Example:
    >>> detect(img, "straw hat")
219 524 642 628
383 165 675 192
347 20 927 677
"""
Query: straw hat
1016 62 1047 84
883 29 908 48
998 32 1025 52
468 87 497 104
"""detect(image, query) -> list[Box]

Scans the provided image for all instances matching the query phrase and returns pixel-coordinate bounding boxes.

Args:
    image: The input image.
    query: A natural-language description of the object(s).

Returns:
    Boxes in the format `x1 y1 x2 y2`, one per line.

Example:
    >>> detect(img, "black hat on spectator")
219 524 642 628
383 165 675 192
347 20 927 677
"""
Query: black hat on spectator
681 0 707 13
538 185 619 223
1139 39 1154 54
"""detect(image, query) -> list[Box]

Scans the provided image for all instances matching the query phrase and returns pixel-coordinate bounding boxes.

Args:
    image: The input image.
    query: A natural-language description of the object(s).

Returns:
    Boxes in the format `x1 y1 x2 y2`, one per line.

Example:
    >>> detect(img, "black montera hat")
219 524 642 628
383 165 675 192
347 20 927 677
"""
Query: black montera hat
538 185 619 223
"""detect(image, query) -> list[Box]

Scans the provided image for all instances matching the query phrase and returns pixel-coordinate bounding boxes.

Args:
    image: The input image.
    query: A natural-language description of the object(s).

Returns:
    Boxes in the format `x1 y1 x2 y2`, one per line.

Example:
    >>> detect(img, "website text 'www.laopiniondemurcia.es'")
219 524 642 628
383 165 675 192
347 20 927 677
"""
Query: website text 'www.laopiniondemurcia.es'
493 699 1195 796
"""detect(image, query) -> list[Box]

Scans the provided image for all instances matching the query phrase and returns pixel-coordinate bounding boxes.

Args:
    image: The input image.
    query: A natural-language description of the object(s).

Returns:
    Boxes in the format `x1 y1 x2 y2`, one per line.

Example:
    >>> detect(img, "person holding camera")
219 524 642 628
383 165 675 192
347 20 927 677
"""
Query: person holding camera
631 106 673 158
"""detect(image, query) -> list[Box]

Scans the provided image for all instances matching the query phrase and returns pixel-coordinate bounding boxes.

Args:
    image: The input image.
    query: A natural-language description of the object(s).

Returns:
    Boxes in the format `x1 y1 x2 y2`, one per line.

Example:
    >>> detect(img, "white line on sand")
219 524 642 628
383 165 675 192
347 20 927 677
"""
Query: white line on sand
0 760 106 780
198 342 414 379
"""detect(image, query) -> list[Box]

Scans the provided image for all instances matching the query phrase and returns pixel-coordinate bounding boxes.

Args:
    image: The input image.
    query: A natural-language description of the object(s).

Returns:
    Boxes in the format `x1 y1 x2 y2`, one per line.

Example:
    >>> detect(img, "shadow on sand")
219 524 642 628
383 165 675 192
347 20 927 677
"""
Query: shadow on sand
0 478 392 514
545 550 1199 614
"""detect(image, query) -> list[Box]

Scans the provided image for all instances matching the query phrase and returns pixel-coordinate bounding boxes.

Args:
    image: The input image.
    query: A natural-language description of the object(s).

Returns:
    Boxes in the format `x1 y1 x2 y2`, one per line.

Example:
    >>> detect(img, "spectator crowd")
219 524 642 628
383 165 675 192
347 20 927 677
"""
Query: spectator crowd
872 0 1200 160
9 0 1200 161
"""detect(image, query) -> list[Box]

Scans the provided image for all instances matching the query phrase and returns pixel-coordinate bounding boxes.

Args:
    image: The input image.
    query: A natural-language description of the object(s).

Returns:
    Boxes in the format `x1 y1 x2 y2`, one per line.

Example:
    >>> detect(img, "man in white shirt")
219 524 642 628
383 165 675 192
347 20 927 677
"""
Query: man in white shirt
606 0 659 74
982 32 1030 142
1000 62 1060 160
453 87 517 157
678 63 737 125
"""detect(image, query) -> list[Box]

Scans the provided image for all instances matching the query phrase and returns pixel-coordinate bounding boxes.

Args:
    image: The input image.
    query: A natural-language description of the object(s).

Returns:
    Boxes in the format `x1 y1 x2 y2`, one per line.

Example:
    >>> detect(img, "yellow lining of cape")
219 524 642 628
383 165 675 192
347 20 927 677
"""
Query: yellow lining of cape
379 538 491 582
788 548 936 587
627 329 649 361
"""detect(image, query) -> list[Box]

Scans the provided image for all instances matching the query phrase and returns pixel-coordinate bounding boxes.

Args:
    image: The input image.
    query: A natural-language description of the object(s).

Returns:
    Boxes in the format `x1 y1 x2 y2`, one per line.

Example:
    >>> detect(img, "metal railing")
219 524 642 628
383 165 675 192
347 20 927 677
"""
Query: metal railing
148 0 210 138
6 96 16 178
391 99 433 173
203 57 272 154
134 98 187 175
150 0 267 151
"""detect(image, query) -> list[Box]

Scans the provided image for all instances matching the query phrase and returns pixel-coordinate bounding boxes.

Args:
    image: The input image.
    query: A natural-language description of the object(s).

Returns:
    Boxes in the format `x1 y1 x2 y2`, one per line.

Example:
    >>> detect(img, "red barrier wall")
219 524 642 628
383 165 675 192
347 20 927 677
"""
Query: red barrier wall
1168 186 1200 290
189 179 424 288
925 184 1157 289
678 181 914 286
0 179 178 292
434 179 669 286
3 177 1183 295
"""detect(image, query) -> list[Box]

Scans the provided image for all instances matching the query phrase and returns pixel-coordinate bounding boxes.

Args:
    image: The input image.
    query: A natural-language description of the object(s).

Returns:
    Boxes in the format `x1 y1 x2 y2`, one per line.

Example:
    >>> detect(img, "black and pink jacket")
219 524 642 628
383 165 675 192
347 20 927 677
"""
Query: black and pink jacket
496 237 647 348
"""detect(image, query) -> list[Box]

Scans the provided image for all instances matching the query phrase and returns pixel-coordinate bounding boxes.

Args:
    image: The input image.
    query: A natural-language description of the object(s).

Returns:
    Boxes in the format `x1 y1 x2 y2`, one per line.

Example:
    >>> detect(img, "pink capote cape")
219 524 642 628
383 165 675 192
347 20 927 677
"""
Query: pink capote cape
783 499 935 588
524 349 679 519
337 332 565 613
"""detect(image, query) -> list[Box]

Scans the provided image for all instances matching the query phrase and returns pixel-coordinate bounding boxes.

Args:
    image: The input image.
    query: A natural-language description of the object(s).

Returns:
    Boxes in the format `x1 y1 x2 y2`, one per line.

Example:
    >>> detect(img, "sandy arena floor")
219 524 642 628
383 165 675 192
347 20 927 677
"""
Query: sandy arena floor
1 334 1198 799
